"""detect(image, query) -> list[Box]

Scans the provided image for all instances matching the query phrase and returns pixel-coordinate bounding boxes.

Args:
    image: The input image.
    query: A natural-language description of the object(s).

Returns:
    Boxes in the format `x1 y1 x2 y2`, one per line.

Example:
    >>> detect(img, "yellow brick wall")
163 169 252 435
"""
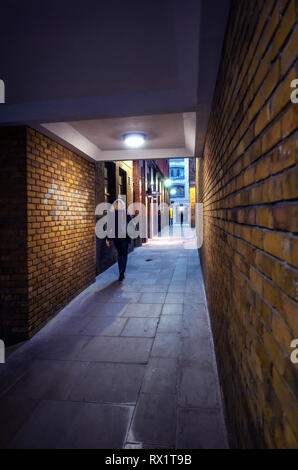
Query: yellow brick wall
26 128 96 335
198 0 298 448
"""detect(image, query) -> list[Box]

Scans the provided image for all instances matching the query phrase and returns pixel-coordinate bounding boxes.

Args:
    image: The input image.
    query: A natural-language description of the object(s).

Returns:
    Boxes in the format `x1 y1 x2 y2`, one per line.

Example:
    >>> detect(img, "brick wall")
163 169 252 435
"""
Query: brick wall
0 127 28 344
197 0 298 448
0 126 96 342
155 159 169 178
26 128 96 336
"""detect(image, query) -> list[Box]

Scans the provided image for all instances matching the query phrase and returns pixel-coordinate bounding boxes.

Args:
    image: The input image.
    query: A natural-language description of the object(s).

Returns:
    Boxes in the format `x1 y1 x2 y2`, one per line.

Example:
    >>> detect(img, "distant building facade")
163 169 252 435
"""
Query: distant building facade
169 158 190 224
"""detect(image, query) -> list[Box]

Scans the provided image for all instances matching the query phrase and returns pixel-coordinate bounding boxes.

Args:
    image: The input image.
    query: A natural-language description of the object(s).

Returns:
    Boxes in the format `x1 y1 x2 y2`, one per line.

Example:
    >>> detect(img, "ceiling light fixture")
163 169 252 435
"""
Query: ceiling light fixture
123 133 146 148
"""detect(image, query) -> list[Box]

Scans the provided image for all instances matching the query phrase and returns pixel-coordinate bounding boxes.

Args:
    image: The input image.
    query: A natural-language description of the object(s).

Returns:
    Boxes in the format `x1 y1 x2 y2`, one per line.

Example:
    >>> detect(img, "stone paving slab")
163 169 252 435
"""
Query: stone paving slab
162 304 184 315
178 366 220 408
180 336 215 368
139 285 169 293
127 393 177 447
139 293 167 304
0 357 31 395
76 336 153 363
141 357 178 395
151 333 182 359
177 408 228 449
122 303 162 317
37 315 94 337
0 233 228 449
12 335 90 361
8 400 134 449
81 316 127 336
0 397 40 449
157 315 183 334
87 302 128 317
182 315 211 339
167 285 187 293
68 362 145 404
3 359 89 401
121 318 159 338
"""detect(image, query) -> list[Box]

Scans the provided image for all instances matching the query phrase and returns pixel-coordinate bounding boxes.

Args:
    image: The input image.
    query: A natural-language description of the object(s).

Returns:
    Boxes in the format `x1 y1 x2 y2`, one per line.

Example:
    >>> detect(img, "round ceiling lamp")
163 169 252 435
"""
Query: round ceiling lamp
122 133 146 148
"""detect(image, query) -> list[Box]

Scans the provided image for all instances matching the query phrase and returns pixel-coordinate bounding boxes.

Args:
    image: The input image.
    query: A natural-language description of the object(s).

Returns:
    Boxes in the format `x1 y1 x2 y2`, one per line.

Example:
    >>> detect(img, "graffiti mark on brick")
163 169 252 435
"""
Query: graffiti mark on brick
290 339 298 364
290 79 298 104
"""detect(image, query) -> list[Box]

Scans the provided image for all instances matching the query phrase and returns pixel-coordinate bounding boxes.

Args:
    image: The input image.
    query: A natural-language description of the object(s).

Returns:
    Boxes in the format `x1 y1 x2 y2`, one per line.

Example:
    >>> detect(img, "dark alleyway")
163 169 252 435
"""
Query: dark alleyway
0 0 297 451
0 233 228 449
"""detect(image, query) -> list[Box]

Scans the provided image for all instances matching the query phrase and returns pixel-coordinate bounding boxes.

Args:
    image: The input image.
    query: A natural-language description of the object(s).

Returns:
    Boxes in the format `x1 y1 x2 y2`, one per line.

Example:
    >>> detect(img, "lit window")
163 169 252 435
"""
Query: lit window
170 167 185 179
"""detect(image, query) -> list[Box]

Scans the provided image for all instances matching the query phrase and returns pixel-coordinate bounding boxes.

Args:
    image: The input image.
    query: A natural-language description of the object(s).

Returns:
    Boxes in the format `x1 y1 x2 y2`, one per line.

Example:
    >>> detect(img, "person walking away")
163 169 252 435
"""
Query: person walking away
105 199 133 281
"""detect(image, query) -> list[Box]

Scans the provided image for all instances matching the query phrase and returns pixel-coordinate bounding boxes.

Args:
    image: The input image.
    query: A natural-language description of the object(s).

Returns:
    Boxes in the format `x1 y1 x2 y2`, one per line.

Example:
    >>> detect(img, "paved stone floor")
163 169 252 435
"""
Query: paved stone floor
0 228 228 449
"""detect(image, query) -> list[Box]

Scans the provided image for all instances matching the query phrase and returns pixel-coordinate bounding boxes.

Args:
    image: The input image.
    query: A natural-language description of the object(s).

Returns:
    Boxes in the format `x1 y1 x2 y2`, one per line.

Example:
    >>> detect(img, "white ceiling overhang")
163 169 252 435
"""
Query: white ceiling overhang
39 112 196 162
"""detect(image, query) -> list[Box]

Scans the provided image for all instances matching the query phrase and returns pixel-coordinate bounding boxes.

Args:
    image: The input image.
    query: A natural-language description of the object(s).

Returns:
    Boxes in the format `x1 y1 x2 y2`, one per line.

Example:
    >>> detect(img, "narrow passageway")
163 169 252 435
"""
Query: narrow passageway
0 233 228 449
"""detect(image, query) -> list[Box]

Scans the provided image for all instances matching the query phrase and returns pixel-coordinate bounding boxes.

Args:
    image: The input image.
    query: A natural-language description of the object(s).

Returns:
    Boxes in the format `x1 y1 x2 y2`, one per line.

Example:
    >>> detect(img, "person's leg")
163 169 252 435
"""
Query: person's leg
119 240 129 273
116 239 128 280
113 240 122 273
117 253 122 272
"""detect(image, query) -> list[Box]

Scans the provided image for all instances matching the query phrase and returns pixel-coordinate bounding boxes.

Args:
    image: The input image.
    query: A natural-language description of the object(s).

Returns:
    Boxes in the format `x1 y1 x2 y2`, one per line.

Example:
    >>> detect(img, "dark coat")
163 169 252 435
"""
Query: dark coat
107 210 133 241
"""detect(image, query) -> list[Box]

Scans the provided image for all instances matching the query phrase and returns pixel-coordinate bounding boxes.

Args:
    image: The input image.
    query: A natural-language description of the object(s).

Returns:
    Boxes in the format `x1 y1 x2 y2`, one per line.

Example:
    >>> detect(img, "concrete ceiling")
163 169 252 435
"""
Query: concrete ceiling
71 114 185 150
41 112 195 161
0 0 230 160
